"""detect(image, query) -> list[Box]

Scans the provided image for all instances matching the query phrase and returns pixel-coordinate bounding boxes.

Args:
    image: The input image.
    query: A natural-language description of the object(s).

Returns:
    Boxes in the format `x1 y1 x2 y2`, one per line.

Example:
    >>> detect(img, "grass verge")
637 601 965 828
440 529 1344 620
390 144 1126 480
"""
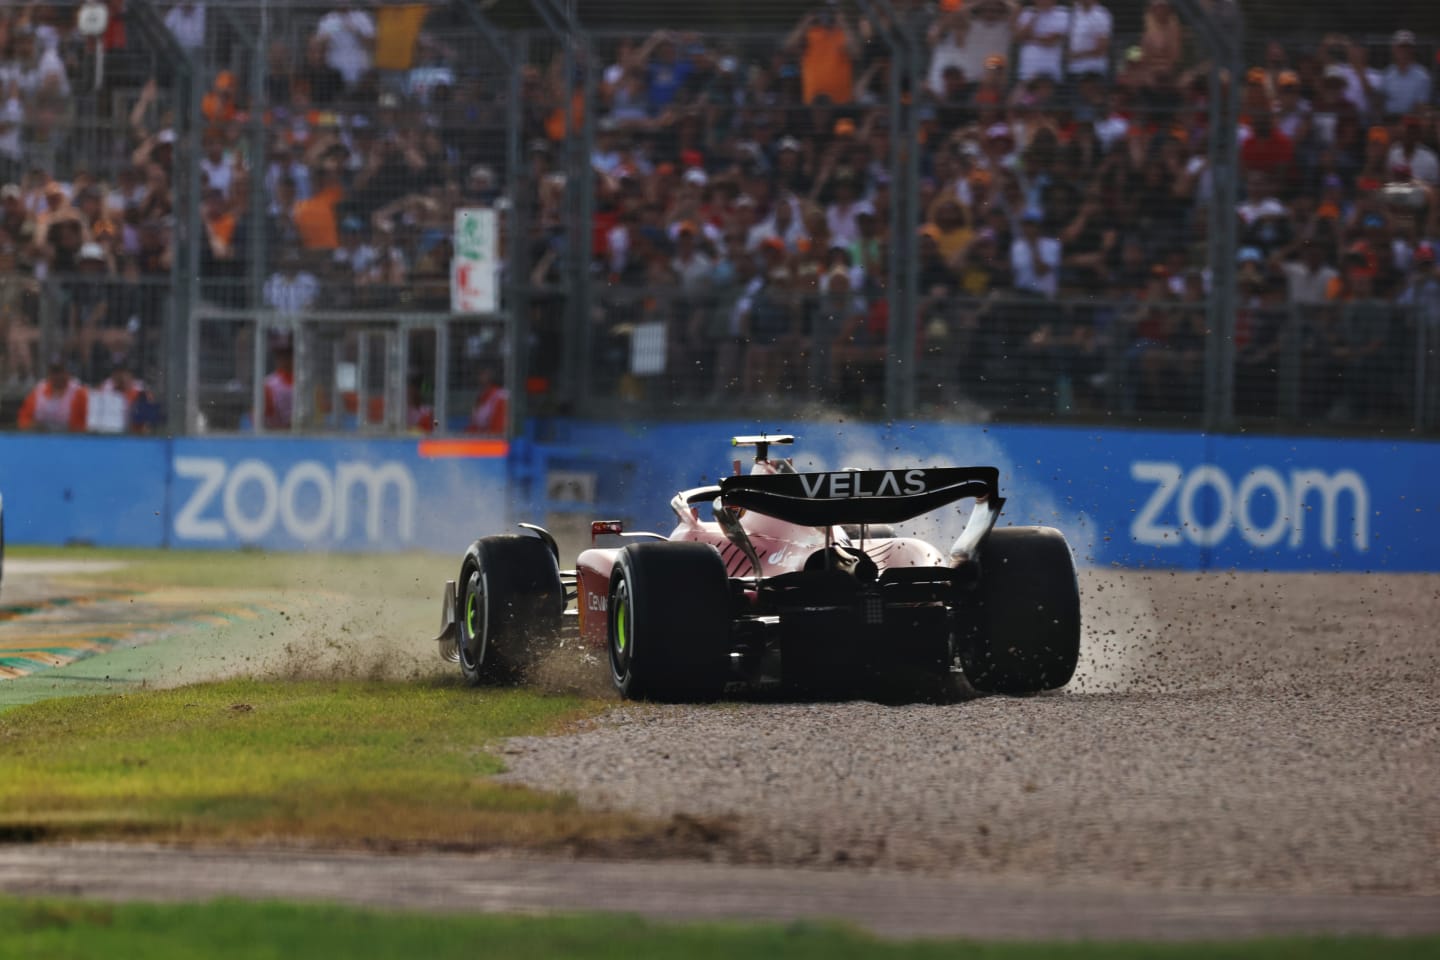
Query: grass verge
5 544 456 594
2 898 1436 959
0 678 653 849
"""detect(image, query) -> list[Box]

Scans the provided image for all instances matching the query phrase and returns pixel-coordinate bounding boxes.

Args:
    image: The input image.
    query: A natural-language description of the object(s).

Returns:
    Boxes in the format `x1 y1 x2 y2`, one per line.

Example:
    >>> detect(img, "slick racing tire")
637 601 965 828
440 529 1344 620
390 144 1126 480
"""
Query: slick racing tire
457 534 564 687
608 542 731 702
959 526 1081 695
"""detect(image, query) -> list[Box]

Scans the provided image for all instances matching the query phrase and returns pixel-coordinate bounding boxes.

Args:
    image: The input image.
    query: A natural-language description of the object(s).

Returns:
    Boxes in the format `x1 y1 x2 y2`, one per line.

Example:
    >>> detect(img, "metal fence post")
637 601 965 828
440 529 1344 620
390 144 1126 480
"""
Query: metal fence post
1175 0 1243 432
131 0 199 434
857 0 916 420
458 0 528 437
530 0 595 415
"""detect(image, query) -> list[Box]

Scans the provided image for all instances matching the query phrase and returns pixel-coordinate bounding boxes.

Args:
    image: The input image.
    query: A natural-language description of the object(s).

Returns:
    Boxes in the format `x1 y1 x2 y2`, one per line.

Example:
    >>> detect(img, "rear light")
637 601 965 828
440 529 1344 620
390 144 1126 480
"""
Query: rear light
591 520 624 541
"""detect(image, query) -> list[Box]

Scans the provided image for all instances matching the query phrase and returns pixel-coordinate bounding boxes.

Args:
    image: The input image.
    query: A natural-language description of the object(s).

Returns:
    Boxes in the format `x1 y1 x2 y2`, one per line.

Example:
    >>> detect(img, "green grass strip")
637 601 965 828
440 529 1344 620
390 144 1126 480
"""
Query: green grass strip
1 898 1436 959
0 678 638 847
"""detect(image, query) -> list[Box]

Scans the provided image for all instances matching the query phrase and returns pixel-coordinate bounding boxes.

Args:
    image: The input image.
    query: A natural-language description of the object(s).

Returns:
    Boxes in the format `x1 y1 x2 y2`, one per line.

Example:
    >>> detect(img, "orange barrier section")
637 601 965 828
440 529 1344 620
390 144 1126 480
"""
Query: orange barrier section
417 439 509 459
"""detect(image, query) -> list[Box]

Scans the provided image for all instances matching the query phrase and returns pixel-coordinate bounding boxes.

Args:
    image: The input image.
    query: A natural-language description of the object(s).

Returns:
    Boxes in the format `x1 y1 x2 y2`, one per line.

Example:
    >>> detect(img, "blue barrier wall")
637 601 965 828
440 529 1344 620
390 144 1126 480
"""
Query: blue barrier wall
0 435 170 547
3 423 1435 570
522 421 1440 573
0 436 508 553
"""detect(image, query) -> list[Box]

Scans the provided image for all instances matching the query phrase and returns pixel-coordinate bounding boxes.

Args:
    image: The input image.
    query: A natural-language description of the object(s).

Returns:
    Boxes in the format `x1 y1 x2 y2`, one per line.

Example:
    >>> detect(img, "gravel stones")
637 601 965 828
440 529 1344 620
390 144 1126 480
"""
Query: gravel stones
498 570 1440 895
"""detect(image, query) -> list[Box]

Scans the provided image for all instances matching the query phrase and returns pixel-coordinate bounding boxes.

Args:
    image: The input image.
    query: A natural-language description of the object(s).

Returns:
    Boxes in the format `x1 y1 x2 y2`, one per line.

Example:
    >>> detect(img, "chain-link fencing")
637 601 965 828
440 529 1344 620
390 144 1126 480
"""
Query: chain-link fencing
1 1 1438 437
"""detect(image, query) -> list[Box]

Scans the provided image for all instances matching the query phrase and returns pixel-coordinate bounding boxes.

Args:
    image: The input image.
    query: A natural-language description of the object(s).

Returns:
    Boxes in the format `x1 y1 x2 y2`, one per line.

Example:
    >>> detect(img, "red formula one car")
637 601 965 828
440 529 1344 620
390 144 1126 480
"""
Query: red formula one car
434 434 1081 700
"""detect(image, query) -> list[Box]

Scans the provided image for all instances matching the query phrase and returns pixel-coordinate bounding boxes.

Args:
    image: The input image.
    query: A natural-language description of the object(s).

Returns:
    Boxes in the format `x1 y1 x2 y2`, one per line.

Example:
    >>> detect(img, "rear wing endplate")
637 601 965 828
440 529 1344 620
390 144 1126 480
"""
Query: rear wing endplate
719 467 1002 527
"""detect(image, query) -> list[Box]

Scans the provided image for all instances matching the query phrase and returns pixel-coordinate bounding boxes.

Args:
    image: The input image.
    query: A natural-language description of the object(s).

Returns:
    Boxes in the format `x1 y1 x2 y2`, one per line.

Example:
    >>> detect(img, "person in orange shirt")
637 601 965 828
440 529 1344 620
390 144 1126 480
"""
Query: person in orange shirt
293 166 344 250
785 2 859 105
17 356 87 432
201 187 236 260
202 71 240 126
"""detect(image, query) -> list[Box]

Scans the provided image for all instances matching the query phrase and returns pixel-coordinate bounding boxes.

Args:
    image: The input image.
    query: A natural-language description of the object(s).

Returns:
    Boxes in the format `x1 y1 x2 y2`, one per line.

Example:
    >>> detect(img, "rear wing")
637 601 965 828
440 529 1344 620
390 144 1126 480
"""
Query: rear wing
719 467 1003 527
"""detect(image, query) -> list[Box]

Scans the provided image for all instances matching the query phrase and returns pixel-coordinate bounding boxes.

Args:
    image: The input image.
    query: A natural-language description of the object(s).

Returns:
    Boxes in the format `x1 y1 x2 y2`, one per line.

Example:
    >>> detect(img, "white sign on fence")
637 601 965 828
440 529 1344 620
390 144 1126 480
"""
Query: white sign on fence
452 208 498 314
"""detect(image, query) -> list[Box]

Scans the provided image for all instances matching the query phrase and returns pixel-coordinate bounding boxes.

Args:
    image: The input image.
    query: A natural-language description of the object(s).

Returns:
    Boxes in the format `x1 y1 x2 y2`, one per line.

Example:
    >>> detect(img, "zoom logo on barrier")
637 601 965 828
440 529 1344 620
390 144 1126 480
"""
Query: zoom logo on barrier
174 457 416 545
1130 461 1369 551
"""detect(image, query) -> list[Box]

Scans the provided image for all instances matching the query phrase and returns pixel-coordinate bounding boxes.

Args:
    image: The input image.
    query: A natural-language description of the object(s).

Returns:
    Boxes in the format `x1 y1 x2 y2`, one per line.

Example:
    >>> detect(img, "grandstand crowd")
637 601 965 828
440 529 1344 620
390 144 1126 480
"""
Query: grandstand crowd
0 1 1437 429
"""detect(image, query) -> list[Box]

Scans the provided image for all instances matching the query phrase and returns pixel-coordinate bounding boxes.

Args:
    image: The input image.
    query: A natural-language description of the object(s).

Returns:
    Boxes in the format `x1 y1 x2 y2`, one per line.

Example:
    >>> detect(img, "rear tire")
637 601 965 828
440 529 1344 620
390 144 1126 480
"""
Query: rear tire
608 542 732 702
457 535 563 687
958 526 1081 695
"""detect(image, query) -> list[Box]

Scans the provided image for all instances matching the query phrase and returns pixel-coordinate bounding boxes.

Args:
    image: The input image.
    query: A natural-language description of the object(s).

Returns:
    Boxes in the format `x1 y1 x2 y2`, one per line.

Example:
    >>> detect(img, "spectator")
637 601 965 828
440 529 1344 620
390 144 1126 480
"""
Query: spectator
1274 71 1311 142
930 0 1014 94
198 130 236 199
405 375 436 434
314 1 376 92
916 224 957 291
1238 173 1294 255
162 2 205 56
5 24 71 102
925 6 969 97
263 249 319 314
361 222 408 288
928 195 974 264
956 228 1006 295
638 31 693 113
332 215 381 285
1011 210 1061 298
201 70 239 126
68 242 123 376
0 83 21 184
824 265 879 400
670 221 713 291
786 2 859 106
200 186 236 269
1379 30 1431 118
1138 0 1183 82
262 338 294 430
1280 237 1340 305
739 237 802 395
87 356 152 434
1241 111 1295 183
748 191 805 253
1067 0 1112 80
1317 34 1379 118
293 166 344 251
1389 115 1439 186
971 53 1010 118
1255 41 1291 93
1015 0 1069 84
17 355 87 431
466 363 508 434
824 168 872 247
0 238 36 384
1312 64 1361 149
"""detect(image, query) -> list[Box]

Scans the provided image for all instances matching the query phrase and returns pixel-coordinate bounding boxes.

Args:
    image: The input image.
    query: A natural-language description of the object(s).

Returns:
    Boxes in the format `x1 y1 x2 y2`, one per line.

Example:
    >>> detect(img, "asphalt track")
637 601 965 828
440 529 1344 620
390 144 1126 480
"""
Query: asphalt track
2 562 1439 940
2 844 1437 941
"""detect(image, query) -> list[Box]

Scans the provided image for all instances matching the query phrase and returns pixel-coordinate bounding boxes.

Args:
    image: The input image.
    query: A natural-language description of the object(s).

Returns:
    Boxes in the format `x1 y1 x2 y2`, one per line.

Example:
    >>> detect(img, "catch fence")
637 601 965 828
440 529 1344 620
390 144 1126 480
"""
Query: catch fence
1 1 1437 437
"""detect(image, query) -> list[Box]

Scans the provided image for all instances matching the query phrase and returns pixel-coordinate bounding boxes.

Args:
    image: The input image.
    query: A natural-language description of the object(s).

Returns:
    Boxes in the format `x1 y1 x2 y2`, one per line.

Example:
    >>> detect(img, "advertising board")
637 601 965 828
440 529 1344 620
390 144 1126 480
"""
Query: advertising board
0 423 1432 571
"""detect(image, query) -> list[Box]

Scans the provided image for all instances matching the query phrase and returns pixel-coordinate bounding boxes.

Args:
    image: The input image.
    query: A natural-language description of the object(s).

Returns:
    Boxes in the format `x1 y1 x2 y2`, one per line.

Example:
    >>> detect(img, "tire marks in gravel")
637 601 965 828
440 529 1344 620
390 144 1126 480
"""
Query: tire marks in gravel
498 570 1440 896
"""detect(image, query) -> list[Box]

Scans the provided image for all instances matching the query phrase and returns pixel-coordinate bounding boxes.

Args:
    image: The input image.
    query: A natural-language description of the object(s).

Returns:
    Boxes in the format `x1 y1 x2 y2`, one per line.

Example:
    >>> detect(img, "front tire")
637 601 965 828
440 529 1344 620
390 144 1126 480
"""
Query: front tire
457 535 563 686
608 542 732 701
958 526 1081 695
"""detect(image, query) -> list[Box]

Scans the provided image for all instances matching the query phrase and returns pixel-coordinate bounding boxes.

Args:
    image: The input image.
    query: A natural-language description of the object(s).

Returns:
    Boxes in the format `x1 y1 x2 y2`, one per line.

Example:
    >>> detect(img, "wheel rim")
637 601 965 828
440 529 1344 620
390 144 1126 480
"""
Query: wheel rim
459 569 486 672
609 578 631 683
